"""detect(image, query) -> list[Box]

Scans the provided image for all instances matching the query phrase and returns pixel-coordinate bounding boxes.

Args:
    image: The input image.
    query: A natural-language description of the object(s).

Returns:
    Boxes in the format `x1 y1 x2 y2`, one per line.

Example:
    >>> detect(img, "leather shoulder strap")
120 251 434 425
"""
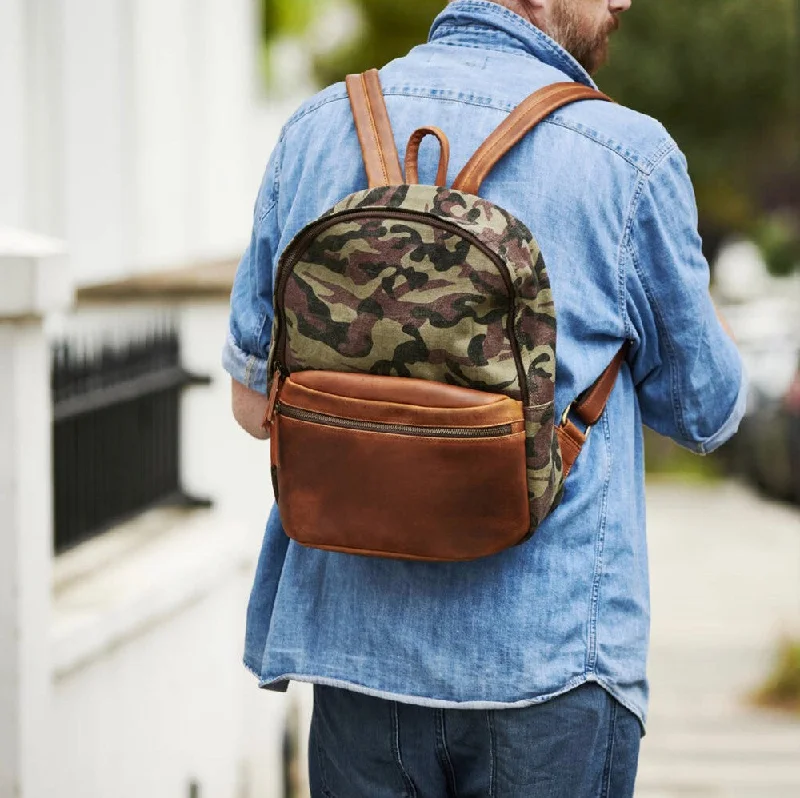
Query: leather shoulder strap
345 70 404 188
453 83 611 196
556 342 630 479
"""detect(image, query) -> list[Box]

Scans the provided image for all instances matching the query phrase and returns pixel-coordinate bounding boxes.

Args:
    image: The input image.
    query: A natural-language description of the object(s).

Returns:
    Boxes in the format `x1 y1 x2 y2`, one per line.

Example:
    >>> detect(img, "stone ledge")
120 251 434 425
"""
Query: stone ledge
76 258 238 303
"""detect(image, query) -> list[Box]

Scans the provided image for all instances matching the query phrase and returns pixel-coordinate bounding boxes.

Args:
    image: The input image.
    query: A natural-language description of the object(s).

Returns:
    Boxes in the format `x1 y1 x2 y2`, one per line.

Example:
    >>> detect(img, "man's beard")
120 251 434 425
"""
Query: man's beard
547 2 620 75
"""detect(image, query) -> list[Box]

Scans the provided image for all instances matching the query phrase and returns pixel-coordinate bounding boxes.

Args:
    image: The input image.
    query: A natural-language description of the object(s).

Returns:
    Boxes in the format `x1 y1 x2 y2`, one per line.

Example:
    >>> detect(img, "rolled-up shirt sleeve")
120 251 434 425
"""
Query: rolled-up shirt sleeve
222 136 285 395
625 144 747 454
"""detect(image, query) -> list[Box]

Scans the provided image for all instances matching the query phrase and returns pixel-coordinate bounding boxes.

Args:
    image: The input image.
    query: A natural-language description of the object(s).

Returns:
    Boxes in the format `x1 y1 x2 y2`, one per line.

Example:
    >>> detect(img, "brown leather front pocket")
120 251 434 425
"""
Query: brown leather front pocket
271 371 530 562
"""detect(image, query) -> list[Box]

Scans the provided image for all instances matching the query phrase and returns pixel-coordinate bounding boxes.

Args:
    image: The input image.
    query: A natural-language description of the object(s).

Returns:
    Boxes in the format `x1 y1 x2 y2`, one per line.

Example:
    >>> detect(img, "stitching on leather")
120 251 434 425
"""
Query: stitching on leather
407 128 450 185
362 73 389 186
405 130 427 183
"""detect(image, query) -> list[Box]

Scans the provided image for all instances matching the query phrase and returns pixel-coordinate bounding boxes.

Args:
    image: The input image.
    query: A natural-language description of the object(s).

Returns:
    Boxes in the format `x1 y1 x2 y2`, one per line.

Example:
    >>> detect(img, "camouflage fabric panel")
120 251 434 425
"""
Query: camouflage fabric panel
329 186 557 404
330 185 537 282
280 214 521 397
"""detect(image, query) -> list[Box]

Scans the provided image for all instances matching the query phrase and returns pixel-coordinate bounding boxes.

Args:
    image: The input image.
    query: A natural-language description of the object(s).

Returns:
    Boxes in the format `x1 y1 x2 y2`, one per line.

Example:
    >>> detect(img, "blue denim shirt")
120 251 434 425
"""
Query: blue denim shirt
223 0 746 727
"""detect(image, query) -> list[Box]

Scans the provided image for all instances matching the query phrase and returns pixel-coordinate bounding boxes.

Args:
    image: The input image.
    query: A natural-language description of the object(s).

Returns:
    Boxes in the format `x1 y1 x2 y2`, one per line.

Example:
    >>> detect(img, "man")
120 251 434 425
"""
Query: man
224 1 746 795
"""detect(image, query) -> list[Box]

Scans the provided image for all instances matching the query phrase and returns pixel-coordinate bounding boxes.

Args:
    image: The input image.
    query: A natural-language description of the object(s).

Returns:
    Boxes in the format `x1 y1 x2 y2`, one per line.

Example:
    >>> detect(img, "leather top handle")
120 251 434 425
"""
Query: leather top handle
453 83 612 196
557 342 630 478
345 70 404 188
405 127 451 186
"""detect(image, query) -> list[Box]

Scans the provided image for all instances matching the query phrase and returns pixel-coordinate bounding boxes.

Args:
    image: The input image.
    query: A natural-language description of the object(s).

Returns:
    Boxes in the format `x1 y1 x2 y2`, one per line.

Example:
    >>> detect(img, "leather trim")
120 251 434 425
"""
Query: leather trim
453 83 611 195
345 70 404 188
405 126 451 186
282 373 524 430
555 342 630 477
301 539 526 563
291 370 505 408
574 342 631 427
556 420 586 479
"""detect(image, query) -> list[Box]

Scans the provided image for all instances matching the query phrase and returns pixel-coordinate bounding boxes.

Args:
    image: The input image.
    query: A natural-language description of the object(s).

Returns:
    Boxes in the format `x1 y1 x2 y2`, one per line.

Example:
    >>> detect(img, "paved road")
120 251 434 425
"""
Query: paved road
637 481 800 798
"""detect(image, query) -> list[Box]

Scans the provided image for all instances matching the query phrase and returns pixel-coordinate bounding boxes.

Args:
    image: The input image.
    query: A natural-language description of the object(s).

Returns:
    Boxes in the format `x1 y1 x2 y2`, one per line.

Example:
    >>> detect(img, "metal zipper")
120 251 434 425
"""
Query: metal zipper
272 207 530 406
278 403 513 439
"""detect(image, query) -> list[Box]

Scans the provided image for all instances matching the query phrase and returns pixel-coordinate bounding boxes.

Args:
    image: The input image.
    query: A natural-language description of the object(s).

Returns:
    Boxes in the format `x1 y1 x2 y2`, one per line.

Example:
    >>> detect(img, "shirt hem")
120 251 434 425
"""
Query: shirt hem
244 665 647 729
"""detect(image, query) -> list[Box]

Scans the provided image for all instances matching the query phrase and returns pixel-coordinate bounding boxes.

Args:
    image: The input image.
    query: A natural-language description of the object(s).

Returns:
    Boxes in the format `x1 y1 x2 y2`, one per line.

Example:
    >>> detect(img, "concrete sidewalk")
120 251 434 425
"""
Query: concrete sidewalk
637 481 800 797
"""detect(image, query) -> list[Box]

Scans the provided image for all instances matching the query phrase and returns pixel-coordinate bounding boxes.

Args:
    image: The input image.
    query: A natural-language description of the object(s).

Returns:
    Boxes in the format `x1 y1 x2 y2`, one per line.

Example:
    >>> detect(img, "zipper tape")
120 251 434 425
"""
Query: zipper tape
278 403 514 439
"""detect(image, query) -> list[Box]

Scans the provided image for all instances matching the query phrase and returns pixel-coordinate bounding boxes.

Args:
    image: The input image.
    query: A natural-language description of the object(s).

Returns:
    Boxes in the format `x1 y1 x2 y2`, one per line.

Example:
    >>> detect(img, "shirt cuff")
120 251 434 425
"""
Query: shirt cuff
693 367 749 455
222 332 270 395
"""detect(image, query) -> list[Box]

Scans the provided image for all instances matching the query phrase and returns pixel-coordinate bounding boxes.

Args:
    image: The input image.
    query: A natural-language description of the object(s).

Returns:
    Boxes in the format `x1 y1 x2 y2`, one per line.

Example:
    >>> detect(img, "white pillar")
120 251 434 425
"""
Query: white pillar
0 229 71 798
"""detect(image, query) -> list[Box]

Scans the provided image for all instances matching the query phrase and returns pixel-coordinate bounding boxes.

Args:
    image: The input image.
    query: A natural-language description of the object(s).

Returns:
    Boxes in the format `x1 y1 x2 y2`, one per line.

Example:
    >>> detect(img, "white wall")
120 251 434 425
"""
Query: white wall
65 0 264 282
60 0 129 283
130 0 258 268
2 0 276 287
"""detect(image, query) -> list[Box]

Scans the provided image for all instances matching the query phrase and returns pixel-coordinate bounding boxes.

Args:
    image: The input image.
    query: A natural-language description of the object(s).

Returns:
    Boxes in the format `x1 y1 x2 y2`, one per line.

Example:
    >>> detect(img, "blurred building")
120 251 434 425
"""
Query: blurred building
0 1 299 797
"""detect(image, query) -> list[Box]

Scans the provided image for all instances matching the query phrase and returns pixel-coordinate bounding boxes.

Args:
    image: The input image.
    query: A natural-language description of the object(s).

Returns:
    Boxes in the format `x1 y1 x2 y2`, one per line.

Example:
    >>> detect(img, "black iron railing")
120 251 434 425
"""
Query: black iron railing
52 326 211 554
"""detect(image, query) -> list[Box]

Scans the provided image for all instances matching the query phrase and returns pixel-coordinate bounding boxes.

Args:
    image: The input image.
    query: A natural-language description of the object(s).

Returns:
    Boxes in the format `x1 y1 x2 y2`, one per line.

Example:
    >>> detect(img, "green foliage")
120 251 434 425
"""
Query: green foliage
313 0 445 87
261 0 315 44
753 215 800 277
599 0 797 234
643 429 724 483
753 639 800 714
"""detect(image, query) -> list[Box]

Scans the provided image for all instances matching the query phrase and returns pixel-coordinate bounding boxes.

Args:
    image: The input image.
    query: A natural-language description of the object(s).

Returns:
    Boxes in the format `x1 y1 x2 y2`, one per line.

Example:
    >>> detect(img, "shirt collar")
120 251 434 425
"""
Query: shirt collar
428 0 597 89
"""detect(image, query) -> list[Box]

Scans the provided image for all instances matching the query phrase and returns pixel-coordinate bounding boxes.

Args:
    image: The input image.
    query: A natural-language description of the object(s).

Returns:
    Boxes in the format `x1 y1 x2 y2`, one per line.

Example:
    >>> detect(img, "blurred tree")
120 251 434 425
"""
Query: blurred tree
259 0 317 87
313 1 445 86
261 0 315 44
599 0 797 241
310 0 798 269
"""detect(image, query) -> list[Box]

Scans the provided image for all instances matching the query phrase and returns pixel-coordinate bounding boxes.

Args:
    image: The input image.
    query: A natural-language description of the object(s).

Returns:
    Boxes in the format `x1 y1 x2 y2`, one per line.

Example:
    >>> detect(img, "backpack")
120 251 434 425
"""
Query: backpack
264 70 628 562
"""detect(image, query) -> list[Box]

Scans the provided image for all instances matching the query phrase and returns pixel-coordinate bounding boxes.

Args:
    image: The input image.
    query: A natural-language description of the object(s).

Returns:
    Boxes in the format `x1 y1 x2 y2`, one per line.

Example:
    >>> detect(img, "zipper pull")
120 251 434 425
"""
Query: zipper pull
263 371 285 430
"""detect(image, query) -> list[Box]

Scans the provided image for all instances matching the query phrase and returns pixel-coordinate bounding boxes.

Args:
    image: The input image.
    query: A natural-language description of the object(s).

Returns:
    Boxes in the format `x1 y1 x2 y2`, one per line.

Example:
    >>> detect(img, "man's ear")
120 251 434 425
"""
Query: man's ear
514 0 547 26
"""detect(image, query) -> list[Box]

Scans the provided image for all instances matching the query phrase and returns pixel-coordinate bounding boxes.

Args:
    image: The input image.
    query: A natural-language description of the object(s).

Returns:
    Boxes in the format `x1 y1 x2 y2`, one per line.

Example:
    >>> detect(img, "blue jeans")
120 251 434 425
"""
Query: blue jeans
309 683 642 797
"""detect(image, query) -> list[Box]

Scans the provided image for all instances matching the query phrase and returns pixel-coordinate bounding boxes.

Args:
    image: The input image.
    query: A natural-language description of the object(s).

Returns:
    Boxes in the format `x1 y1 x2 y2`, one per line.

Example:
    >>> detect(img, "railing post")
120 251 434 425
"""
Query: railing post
0 228 71 798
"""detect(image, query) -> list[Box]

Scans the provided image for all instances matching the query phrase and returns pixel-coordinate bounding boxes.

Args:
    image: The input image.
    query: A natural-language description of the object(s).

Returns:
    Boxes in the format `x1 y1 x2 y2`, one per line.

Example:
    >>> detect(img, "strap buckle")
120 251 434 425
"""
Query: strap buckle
560 402 591 439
